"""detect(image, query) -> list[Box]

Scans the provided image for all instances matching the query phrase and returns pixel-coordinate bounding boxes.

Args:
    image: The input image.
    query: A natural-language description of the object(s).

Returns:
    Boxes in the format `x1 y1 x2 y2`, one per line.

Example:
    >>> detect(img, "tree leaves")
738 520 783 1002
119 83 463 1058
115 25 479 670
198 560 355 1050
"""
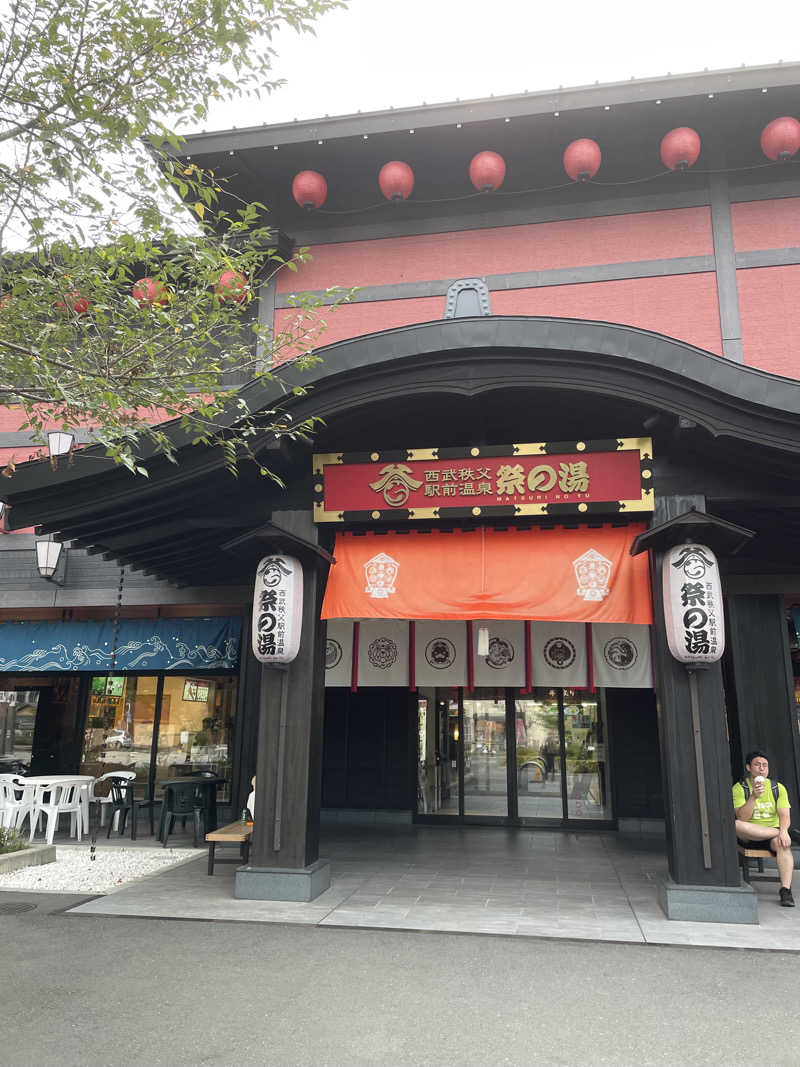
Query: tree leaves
0 0 350 477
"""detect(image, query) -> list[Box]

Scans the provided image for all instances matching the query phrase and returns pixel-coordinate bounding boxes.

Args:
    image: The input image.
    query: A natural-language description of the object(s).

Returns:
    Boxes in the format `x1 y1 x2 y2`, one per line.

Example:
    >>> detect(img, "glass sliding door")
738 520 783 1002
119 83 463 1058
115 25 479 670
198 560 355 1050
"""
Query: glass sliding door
514 690 564 820
563 689 610 821
418 685 613 825
463 689 510 816
416 688 460 815
515 687 611 823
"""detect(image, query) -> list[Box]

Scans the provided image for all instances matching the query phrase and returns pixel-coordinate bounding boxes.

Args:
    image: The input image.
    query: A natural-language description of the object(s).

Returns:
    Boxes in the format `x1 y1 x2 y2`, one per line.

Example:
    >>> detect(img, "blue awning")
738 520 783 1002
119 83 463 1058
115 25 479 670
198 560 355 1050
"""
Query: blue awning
0 616 242 672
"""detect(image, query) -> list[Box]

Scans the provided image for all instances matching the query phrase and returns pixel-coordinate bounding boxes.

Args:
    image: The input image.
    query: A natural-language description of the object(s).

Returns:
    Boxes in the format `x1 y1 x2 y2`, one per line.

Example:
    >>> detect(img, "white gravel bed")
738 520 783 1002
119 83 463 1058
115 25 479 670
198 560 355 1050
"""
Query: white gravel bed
0 845 205 894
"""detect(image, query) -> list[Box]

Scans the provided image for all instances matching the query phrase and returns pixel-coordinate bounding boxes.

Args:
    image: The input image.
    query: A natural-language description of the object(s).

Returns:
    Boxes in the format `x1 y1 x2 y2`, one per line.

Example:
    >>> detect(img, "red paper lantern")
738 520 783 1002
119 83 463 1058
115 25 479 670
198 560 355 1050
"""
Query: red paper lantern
660 127 701 170
56 292 90 316
291 170 327 210
563 138 602 182
132 277 170 307
378 161 414 201
469 150 506 192
215 270 249 303
760 116 800 161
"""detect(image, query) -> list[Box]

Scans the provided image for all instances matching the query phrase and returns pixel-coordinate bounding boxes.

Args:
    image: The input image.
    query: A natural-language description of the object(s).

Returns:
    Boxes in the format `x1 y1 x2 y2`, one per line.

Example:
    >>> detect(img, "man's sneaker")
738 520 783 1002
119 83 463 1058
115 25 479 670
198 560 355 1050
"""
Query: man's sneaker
779 887 795 907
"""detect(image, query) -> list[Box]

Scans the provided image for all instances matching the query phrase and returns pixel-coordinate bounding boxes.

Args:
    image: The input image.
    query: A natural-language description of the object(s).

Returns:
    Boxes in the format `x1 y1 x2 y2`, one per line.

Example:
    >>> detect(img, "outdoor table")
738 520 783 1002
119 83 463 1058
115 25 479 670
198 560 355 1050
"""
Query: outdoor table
155 776 227 842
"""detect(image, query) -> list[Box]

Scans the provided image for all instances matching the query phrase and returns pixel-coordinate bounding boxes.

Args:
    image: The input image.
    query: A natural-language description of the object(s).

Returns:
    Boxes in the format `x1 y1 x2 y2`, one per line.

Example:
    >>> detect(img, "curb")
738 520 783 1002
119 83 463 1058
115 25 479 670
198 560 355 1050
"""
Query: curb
0 844 57 875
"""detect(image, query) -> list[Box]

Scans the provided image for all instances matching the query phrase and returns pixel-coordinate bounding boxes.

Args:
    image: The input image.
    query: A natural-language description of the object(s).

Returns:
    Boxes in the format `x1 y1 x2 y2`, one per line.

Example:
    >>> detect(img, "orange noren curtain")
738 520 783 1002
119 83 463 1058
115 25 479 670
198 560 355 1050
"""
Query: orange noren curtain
321 525 652 625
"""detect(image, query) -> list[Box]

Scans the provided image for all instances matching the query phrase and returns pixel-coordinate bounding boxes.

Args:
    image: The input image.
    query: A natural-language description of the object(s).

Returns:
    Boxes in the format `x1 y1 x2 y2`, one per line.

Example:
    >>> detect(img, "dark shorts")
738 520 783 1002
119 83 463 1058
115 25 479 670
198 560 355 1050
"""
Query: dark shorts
737 834 777 851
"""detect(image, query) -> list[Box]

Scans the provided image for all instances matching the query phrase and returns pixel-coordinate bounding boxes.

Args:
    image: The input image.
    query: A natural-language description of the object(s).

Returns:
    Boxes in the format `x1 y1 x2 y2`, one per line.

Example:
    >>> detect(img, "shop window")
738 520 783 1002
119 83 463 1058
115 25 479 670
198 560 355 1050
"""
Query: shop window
155 676 237 801
0 689 39 771
80 673 237 804
81 675 158 785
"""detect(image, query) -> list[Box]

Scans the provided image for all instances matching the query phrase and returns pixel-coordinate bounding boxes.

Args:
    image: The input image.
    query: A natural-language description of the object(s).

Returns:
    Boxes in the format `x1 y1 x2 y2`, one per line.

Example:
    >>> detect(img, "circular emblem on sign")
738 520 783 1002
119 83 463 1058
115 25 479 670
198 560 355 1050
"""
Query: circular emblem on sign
425 638 456 670
325 639 342 670
368 637 398 671
486 637 514 669
258 556 290 588
603 636 638 671
543 636 576 671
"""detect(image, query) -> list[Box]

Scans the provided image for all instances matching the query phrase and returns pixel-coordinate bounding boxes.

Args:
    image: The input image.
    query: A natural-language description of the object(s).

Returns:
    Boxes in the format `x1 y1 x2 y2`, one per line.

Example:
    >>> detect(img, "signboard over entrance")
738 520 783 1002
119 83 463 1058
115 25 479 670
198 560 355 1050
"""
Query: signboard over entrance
313 438 653 522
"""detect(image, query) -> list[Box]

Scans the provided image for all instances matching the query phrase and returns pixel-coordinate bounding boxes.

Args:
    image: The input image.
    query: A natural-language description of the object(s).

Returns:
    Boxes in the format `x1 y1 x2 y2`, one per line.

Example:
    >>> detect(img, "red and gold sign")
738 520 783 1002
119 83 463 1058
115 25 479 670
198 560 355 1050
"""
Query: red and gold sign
313 438 653 523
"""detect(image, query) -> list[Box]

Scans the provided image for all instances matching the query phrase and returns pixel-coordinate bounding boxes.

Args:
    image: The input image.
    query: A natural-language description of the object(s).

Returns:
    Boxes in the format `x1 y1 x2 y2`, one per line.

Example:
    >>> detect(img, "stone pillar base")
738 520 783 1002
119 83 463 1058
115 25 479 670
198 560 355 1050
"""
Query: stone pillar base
234 858 331 902
658 876 758 924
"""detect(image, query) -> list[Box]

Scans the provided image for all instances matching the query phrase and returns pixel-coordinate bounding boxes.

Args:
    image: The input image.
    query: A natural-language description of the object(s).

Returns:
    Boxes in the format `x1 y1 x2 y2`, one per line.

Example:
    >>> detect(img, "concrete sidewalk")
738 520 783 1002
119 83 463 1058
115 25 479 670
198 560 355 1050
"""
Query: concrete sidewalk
60 824 800 951
4 894 800 1067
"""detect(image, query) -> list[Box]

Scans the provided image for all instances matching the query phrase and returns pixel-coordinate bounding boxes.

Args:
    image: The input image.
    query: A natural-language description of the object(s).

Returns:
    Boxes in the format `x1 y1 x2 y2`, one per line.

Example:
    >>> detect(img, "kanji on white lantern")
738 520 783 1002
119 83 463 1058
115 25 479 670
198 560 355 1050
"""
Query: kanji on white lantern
662 543 725 666
251 555 303 664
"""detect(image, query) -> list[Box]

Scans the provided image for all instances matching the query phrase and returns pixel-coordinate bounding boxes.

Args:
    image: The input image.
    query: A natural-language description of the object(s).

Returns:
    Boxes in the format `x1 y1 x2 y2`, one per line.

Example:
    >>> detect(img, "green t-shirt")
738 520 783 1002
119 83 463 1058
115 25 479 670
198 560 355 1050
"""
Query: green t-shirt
732 777 790 828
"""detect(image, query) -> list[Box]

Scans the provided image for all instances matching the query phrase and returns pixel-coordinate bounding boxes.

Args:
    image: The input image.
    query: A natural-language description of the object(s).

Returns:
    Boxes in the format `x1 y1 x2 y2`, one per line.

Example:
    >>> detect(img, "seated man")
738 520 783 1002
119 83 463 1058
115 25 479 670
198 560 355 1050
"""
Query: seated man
733 750 795 907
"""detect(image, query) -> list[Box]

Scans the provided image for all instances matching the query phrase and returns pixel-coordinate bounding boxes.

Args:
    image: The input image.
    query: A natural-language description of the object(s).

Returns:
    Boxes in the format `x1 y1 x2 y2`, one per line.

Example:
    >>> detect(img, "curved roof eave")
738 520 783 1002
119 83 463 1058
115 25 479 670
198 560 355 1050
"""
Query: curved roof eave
244 316 800 451
6 315 800 505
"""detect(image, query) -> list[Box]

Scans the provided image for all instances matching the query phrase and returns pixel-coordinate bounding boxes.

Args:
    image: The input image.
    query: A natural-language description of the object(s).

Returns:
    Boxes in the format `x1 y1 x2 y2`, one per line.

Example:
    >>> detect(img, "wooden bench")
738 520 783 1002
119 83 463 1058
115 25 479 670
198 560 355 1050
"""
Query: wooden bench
738 844 776 883
205 820 253 875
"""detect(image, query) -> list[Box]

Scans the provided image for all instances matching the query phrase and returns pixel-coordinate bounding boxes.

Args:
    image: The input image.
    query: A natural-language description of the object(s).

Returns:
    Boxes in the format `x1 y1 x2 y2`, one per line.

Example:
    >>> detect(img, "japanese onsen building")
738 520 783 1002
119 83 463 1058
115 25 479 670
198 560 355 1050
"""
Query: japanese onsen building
3 64 800 922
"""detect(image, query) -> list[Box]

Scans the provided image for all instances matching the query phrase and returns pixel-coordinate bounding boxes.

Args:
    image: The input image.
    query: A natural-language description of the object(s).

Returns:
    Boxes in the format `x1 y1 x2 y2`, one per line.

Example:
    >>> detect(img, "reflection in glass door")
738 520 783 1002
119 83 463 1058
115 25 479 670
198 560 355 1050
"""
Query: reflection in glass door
563 690 609 821
463 690 509 816
514 690 563 820
515 688 611 822
416 688 460 815
417 686 612 824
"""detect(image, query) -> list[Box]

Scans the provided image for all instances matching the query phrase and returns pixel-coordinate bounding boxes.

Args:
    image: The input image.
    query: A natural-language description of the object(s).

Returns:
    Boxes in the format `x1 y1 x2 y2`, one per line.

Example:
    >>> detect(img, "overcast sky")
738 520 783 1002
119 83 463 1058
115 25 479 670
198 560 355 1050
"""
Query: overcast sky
201 0 800 132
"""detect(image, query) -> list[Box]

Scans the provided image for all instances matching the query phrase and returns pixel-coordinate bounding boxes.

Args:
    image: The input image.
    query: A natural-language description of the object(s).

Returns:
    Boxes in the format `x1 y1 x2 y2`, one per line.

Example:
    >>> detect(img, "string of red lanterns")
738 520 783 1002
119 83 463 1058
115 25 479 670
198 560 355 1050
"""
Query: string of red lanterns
132 277 170 307
378 161 415 201
34 114 800 315
760 116 800 160
469 151 506 192
52 271 251 316
55 292 90 316
214 270 250 303
290 117 800 209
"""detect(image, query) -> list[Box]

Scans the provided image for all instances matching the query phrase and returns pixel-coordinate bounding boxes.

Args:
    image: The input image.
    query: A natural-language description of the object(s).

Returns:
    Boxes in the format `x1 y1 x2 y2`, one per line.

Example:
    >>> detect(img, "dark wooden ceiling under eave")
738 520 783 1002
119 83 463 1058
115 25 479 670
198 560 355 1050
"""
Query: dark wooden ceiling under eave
14 438 311 587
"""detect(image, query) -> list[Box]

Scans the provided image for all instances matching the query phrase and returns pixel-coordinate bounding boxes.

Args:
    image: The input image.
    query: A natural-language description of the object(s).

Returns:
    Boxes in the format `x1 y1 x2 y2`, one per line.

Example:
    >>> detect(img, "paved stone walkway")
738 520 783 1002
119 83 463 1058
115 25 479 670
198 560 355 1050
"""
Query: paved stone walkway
60 824 800 950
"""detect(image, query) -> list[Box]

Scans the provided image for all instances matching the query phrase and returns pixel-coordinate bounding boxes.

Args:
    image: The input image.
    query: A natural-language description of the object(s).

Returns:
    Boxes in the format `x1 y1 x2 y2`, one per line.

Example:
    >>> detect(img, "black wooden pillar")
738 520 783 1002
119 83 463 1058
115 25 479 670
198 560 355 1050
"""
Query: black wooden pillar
725 594 800 810
649 495 756 922
235 510 330 901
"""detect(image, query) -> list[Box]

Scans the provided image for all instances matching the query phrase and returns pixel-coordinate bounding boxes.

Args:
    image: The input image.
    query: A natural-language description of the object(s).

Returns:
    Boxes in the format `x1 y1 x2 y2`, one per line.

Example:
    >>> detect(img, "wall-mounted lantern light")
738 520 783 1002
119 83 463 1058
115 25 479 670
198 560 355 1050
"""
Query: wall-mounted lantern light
47 431 75 458
36 538 65 582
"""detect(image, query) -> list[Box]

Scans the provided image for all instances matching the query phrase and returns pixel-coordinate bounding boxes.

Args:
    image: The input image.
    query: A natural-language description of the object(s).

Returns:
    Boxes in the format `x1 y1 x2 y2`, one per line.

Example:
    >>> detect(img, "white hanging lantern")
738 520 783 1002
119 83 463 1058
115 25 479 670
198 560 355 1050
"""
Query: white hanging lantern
36 539 63 578
251 555 303 664
662 543 725 666
47 431 75 457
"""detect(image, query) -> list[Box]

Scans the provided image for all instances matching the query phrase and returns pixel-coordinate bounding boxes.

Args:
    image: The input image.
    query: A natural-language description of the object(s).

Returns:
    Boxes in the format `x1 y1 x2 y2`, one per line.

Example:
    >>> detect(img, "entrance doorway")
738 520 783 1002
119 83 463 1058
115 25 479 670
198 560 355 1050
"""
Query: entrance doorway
416 687 612 826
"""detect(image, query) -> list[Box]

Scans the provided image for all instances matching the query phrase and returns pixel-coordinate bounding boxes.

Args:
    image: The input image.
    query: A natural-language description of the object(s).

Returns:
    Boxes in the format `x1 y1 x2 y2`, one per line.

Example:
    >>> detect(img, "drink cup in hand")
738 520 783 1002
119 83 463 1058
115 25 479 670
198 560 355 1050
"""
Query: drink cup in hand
753 774 765 795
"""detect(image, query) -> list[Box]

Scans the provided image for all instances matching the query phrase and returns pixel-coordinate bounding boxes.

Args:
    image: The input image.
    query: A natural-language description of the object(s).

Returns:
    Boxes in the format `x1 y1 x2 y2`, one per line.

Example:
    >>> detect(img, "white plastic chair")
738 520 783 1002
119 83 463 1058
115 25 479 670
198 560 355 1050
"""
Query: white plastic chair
31 779 85 845
0 776 18 828
0 774 33 831
90 770 136 829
